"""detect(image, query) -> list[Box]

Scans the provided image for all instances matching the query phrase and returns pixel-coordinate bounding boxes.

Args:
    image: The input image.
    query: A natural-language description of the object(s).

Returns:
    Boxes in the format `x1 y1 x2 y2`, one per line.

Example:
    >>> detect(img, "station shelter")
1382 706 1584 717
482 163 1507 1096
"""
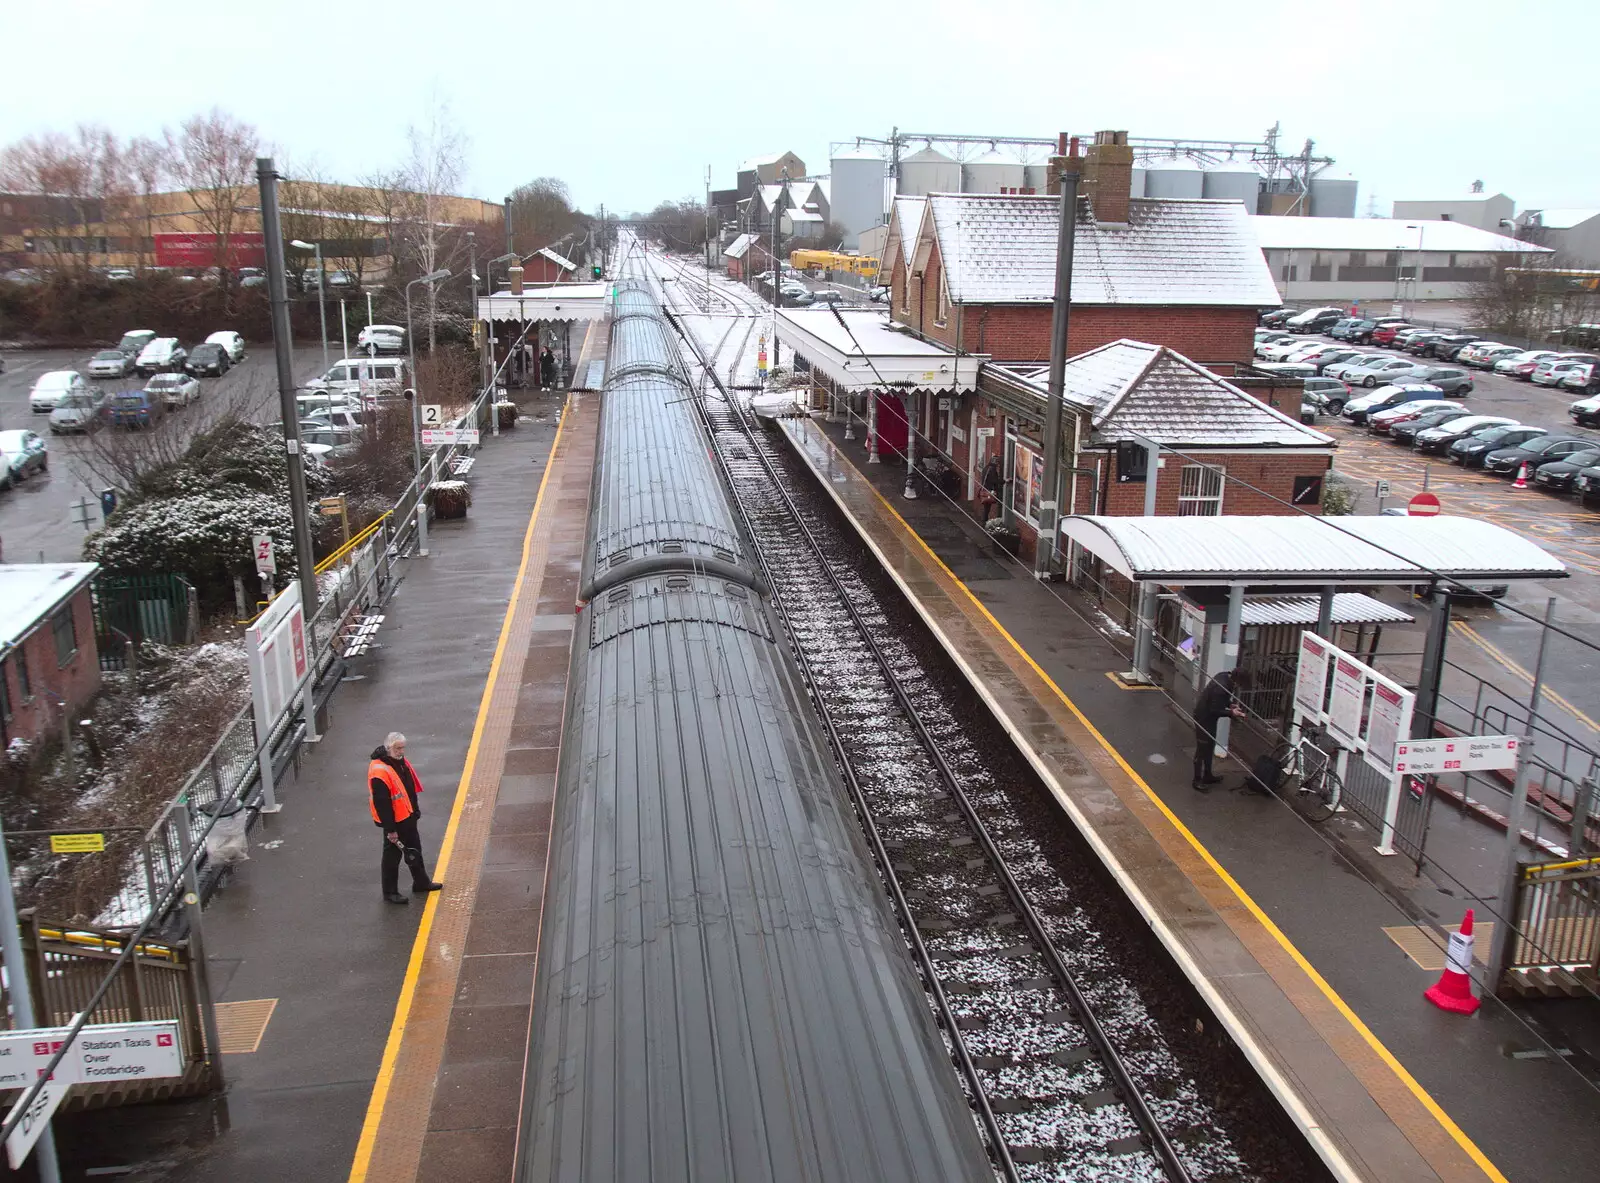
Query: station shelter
478 281 609 390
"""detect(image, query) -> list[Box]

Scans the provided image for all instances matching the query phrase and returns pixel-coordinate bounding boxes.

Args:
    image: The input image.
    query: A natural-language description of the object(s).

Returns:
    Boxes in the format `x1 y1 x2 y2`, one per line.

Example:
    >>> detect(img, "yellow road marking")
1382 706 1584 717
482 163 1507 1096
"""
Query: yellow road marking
863 484 1509 1183
1450 619 1600 737
347 402 569 1183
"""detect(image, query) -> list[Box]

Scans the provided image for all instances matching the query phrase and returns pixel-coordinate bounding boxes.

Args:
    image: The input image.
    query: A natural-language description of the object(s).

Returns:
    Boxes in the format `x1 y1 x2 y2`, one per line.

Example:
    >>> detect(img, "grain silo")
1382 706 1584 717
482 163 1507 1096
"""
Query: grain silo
898 146 960 196
963 149 1025 194
830 149 887 249
1310 171 1359 218
1129 164 1147 198
1144 158 1204 199
1201 160 1260 206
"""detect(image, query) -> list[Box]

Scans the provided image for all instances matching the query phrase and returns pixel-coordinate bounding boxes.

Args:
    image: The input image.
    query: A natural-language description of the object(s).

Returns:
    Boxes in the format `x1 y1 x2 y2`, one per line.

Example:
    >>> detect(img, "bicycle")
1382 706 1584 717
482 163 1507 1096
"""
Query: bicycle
1268 724 1344 823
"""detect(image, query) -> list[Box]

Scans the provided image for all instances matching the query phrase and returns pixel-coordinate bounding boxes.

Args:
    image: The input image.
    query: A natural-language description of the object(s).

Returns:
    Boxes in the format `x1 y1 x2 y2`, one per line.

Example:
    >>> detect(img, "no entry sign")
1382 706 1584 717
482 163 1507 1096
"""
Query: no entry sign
1408 491 1441 516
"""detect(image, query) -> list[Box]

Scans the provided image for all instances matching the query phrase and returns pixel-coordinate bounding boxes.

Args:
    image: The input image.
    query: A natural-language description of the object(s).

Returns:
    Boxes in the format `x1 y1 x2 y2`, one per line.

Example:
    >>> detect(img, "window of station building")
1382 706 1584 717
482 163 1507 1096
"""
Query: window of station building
14 646 29 700
53 605 78 667
1178 464 1225 516
0 658 11 722
935 272 950 326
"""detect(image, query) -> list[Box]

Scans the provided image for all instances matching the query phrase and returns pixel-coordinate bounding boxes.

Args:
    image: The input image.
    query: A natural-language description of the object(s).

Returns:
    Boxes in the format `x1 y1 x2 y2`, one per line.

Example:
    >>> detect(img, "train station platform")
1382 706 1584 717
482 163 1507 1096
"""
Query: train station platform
779 415 1600 1182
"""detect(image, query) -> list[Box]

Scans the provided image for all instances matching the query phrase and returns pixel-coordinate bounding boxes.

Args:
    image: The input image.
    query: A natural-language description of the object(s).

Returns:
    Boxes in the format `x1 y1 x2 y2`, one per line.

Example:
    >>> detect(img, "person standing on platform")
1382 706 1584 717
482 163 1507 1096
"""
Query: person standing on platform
980 457 1004 523
1192 670 1246 793
539 345 557 391
368 732 443 904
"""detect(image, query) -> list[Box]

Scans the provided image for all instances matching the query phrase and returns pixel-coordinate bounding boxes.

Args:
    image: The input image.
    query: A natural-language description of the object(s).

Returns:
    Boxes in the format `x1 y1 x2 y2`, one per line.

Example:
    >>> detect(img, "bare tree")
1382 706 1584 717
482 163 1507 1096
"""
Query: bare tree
120 136 166 271
398 97 469 352
509 177 576 250
165 108 259 296
1469 254 1599 342
0 125 123 276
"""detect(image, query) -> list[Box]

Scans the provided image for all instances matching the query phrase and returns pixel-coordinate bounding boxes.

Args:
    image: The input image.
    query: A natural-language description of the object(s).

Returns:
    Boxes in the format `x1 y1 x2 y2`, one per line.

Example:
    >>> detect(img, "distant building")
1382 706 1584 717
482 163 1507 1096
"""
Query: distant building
1392 191 1515 233
1251 215 1551 302
1517 208 1600 264
722 233 756 280
523 246 577 285
736 152 806 194
0 564 100 747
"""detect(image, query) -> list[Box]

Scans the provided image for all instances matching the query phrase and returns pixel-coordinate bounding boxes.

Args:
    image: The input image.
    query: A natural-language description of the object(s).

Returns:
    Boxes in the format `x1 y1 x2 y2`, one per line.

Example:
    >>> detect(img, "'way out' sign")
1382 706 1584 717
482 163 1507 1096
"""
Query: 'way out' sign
1394 735 1520 775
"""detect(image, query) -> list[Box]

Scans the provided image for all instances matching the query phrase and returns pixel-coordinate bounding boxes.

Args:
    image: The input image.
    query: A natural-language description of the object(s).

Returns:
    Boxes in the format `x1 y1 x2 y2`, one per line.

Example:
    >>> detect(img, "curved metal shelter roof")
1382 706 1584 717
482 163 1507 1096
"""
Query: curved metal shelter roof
1061 515 1567 585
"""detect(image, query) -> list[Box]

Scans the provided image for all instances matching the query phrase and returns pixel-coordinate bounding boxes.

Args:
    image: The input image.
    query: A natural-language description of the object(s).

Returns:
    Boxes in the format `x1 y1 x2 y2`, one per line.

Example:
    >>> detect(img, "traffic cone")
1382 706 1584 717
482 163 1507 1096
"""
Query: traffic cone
1512 463 1530 490
1424 908 1481 1015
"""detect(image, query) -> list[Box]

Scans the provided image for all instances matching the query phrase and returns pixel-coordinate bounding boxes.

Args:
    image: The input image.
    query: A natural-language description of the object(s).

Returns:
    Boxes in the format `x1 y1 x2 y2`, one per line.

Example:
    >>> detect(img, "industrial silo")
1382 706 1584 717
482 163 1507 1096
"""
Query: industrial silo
1201 160 1260 206
830 150 887 249
1024 163 1049 194
1144 158 1204 199
963 149 1025 194
1310 171 1359 218
898 147 960 196
1129 165 1147 198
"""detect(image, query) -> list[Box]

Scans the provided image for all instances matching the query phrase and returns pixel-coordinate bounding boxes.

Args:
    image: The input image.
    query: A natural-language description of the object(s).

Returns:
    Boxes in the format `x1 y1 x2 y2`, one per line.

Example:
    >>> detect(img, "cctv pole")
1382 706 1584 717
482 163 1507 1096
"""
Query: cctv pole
1035 164 1081 578
0 810 62 1182
315 243 328 370
257 157 319 615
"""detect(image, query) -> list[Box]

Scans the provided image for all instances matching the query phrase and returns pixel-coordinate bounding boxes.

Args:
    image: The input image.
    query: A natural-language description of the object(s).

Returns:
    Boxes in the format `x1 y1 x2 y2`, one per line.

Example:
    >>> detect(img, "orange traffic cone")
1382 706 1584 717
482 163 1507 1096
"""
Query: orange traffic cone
1424 908 1481 1015
1512 463 1530 490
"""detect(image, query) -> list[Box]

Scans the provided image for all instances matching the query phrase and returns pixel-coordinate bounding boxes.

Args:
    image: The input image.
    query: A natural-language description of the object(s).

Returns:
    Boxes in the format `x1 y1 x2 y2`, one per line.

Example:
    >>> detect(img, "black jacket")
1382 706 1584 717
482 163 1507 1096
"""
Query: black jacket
982 463 1003 495
370 746 420 829
1196 675 1238 728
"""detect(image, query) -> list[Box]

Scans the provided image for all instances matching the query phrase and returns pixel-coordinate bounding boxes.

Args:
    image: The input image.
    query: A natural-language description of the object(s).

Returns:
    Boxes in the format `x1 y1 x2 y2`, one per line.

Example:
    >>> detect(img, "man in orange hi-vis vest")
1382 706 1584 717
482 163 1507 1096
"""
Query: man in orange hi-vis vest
368 732 443 904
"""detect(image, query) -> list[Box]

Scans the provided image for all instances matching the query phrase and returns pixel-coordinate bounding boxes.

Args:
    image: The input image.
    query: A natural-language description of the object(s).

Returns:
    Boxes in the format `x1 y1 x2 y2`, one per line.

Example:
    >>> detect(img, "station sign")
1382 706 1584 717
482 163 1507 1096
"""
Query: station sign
1394 735 1520 775
421 427 480 448
48 833 104 854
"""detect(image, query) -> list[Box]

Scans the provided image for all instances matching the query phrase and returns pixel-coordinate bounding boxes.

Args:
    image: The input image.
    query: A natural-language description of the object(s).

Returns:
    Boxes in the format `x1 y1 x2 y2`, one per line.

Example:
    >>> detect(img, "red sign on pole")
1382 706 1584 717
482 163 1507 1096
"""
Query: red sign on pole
153 232 266 269
1408 491 1441 516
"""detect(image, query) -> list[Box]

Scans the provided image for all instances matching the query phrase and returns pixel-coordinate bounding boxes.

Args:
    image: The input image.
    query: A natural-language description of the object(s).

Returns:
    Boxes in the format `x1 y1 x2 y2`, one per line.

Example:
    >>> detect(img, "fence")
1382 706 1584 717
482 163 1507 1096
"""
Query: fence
92 572 198 671
1498 855 1600 997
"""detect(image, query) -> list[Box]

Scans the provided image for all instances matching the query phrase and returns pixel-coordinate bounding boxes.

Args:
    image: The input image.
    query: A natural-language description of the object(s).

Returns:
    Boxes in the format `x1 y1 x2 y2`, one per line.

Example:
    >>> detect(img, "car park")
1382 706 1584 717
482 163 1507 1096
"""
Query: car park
358 324 406 355
1301 376 1351 412
116 329 157 360
1560 363 1599 394
1286 306 1345 333
1532 447 1600 492
206 330 246 363
1411 415 1516 453
1494 349 1557 378
48 388 109 434
1466 344 1523 370
1428 333 1485 361
146 373 200 409
1402 331 1445 355
1388 409 1476 446
1399 365 1473 395
0 430 48 487
1450 424 1547 467
1369 323 1412 346
109 389 166 428
1258 307 1296 327
185 342 231 377
88 349 134 379
1344 357 1426 388
1341 383 1444 425
1483 433 1596 476
1533 356 1599 386
1367 399 1462 435
135 337 187 376
29 370 89 413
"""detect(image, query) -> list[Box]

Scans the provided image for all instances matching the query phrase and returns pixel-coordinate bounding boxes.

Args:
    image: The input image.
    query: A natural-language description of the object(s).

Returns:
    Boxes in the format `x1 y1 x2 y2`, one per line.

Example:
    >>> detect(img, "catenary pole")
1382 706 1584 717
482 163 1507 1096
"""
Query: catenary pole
258 157 318 615
1036 162 1081 578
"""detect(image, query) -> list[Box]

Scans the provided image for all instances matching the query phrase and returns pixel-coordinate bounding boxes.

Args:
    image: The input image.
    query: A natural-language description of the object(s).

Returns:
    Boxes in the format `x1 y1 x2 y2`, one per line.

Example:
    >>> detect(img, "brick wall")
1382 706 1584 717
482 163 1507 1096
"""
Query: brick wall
0 586 101 745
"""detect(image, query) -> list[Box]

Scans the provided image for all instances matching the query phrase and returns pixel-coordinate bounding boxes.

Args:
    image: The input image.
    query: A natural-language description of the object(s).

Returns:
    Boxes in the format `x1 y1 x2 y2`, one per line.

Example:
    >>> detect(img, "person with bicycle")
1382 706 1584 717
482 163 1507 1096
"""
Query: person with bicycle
1192 669 1247 793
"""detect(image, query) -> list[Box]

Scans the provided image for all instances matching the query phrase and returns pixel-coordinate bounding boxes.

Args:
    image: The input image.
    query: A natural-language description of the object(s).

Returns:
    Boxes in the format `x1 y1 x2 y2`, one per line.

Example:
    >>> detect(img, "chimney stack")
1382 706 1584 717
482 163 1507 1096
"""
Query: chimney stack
1079 130 1133 224
509 263 524 295
1046 133 1083 196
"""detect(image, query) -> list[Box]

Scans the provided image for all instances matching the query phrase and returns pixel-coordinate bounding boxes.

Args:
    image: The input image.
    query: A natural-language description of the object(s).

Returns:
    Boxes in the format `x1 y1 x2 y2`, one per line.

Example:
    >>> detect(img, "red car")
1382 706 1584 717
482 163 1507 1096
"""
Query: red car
1371 322 1413 346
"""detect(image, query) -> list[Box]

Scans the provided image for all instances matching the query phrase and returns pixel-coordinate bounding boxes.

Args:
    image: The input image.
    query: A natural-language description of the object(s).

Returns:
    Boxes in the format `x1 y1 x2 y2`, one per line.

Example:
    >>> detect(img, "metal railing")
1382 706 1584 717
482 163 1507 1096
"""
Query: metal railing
1499 854 1600 995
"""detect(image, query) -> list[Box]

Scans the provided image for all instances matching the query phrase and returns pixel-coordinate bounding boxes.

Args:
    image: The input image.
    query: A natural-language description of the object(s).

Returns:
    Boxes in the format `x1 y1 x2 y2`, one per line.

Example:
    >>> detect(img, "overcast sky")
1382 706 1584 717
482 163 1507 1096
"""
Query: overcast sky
9 0 1596 219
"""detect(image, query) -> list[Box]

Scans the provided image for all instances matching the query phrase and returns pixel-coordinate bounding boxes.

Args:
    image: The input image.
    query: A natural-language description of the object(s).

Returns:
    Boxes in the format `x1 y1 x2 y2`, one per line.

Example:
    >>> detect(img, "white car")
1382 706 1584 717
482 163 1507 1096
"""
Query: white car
301 425 362 457
357 324 406 355
1367 399 1462 432
0 430 48 487
30 370 89 413
1560 363 1597 392
88 349 134 379
145 372 201 409
136 337 187 375
1493 349 1556 376
305 407 367 434
1323 354 1386 381
49 388 109 434
1260 338 1313 361
206 330 246 363
304 356 408 401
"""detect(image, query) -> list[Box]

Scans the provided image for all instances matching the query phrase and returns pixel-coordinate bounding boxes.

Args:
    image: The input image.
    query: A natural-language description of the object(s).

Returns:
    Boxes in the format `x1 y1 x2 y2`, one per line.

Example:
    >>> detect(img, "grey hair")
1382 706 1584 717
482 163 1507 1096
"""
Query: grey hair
385 731 407 751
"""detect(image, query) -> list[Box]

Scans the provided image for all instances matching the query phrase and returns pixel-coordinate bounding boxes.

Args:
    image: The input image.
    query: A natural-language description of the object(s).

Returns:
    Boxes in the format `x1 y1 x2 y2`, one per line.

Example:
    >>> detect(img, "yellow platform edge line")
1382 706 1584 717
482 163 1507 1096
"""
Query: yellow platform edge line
347 400 570 1183
1451 618 1600 737
835 448 1504 1183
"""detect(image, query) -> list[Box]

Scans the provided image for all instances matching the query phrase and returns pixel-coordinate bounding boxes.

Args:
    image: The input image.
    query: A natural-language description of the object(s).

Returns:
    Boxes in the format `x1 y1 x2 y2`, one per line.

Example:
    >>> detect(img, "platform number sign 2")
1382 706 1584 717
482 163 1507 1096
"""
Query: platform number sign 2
421 404 443 428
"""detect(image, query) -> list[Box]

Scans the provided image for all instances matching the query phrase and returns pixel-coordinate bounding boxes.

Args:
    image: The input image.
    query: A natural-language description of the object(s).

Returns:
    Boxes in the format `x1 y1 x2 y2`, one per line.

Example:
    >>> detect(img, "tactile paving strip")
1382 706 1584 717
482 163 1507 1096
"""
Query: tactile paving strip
213 998 278 1054
1381 922 1494 971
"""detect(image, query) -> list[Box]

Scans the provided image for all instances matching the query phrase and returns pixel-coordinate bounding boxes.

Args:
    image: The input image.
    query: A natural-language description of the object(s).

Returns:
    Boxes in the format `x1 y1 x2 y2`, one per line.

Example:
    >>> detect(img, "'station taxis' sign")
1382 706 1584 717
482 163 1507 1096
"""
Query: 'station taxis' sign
1394 735 1520 775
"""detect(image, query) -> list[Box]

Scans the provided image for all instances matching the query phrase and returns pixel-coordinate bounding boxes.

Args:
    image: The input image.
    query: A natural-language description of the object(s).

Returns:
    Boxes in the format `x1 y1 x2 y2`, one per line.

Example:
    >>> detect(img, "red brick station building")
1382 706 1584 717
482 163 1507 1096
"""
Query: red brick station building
774 131 1332 568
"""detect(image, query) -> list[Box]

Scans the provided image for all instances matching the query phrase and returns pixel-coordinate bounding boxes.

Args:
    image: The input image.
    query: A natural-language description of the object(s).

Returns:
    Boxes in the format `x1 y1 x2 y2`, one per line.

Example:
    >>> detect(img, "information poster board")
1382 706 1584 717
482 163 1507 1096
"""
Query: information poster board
1327 656 1366 744
1363 682 1414 776
1294 632 1330 717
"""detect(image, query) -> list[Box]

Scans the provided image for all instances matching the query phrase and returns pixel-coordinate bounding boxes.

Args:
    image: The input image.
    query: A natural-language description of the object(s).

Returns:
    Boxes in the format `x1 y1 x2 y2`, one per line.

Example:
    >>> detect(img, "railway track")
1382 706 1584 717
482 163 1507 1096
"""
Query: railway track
643 261 1221 1181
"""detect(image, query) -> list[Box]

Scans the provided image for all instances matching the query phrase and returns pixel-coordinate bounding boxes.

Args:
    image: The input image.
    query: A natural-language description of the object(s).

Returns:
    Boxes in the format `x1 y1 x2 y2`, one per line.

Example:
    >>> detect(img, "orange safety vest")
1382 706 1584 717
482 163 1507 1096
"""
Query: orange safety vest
368 758 422 825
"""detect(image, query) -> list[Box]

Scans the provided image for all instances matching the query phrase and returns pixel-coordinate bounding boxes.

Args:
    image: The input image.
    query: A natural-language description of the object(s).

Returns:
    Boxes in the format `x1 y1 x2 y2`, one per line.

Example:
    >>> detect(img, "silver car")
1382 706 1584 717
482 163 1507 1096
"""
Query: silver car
88 349 133 379
48 388 108 434
1343 357 1426 388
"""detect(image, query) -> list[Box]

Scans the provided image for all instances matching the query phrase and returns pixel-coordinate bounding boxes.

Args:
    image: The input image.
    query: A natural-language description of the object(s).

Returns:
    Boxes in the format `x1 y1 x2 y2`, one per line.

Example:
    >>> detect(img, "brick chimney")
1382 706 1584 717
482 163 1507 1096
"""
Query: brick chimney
1045 133 1082 196
1079 130 1133 224
509 263 524 295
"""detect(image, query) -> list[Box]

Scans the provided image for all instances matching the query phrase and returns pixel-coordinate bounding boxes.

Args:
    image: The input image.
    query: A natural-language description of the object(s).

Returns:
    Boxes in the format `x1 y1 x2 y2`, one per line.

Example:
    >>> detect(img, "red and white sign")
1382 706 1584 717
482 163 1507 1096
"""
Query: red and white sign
421 427 480 448
1294 633 1330 717
1394 735 1520 775
1408 491 1441 516
1327 656 1367 744
153 232 266 270
246 581 308 737
252 533 276 576
1364 682 1414 776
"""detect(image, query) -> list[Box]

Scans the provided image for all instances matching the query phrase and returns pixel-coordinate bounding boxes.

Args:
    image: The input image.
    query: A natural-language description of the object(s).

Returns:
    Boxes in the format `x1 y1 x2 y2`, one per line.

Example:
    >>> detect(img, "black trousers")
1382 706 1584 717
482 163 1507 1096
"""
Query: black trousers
1193 720 1220 782
380 817 434 894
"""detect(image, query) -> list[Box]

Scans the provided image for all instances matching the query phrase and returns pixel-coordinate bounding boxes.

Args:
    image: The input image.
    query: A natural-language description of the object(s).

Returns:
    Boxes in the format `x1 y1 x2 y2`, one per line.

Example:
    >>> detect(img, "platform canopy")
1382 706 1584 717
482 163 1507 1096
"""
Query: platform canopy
777 307 986 391
478 282 609 323
1062 514 1567 586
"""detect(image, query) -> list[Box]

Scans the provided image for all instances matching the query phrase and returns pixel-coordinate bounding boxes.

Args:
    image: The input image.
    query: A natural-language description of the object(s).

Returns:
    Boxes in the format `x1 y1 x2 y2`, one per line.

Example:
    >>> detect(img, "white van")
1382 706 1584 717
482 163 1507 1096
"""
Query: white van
303 357 408 401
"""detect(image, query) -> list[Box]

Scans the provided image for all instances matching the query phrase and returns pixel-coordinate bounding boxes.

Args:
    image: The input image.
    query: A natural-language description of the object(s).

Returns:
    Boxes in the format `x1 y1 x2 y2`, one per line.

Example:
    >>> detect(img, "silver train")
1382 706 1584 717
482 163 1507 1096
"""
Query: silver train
513 270 992 1182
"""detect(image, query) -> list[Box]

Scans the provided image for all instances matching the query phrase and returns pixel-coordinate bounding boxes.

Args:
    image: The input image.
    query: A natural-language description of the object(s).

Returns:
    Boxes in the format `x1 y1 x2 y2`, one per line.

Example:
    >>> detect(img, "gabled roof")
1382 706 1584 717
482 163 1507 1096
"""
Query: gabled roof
1522 208 1600 230
723 233 756 260
0 563 98 649
534 246 576 272
756 184 785 212
784 209 824 226
881 196 927 277
1001 339 1332 448
927 194 1282 306
1250 215 1550 253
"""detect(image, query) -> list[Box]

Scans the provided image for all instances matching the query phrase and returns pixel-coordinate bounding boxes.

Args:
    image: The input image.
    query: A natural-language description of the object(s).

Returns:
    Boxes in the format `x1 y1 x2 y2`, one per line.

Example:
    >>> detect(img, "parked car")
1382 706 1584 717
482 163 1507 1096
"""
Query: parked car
1400 365 1474 395
1341 384 1445 425
1336 319 1383 343
105 267 135 282
1260 337 1315 361
108 389 166 428
145 372 200 409
115 329 157 360
1324 318 1361 340
1368 399 1462 435
295 392 366 421
205 330 246 363
1389 409 1476 446
1401 331 1445 354
1303 348 1363 375
135 337 187 376
1323 353 1388 381
305 406 367 434
1411 415 1516 453
1302 376 1352 413
29 370 89 413
1428 333 1486 361
1494 349 1557 378
1571 463 1600 504
48 388 109 434
185 342 231 377
0 430 48 487
1532 448 1600 492
1450 424 1546 467
303 356 408 401
1467 344 1523 370
1252 361 1318 380
1286 306 1346 333
1370 323 1412 346
326 270 359 290
87 349 134 379
357 324 406 355
1533 356 1600 386
1559 363 1599 394
1344 357 1426 388
300 425 362 457
868 286 889 303
1455 341 1505 367
1388 328 1431 350
1570 393 1600 427
1253 332 1297 357
1259 307 1297 328
1483 433 1596 476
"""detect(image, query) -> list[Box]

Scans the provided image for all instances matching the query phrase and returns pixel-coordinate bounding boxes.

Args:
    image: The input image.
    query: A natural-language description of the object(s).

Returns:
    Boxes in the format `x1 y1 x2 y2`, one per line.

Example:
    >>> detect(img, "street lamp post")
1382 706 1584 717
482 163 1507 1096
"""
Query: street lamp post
291 239 328 370
405 269 452 477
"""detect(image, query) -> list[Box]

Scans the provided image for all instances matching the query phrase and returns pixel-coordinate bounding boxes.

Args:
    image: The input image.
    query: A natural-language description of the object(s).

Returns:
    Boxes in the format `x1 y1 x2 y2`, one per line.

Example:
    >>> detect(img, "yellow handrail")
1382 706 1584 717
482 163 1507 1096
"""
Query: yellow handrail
315 511 391 575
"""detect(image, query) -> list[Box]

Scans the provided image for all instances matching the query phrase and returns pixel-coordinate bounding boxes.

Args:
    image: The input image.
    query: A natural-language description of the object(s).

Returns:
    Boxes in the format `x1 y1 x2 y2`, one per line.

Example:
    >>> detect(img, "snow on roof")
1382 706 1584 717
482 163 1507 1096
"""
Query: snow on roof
534 246 576 271
1002 339 1332 448
756 184 785 212
0 563 98 650
1239 593 1413 627
1060 515 1567 585
812 178 830 205
1250 215 1549 253
882 196 927 274
774 307 986 390
785 209 824 225
831 148 883 162
1523 208 1600 230
928 194 1282 307
723 232 756 259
